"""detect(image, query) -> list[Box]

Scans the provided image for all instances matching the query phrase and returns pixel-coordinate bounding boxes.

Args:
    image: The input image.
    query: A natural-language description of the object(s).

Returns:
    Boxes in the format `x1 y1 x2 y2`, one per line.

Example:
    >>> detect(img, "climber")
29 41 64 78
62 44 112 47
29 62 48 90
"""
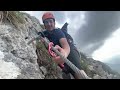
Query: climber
39 12 85 79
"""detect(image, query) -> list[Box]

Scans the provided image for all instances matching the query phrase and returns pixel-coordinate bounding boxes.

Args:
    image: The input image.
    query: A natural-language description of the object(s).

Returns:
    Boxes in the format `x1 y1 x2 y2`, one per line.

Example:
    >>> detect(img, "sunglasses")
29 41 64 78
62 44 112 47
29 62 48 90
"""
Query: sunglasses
44 19 54 25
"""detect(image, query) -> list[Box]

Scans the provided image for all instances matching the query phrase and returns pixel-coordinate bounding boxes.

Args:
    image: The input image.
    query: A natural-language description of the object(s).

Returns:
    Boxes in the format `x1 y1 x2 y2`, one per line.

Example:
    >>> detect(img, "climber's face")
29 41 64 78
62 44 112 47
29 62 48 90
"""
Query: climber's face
44 19 55 31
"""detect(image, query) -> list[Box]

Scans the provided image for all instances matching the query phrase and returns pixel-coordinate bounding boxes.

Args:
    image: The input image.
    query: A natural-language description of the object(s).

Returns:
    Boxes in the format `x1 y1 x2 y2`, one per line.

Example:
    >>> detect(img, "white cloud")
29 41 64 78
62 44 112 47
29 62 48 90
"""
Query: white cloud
23 11 120 63
92 28 120 62
21 11 46 24
64 11 86 40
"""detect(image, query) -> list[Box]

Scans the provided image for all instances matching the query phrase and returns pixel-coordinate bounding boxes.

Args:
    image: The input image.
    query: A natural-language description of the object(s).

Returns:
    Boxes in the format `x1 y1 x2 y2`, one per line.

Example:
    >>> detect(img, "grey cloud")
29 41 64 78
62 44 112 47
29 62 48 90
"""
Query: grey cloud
75 11 120 55
25 11 120 56
81 41 104 55
61 11 86 39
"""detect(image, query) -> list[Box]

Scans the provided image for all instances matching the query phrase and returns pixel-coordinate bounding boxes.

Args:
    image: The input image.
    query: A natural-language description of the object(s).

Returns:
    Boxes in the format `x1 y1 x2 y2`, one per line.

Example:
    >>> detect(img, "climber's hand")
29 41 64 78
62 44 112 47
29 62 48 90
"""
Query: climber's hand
52 45 66 64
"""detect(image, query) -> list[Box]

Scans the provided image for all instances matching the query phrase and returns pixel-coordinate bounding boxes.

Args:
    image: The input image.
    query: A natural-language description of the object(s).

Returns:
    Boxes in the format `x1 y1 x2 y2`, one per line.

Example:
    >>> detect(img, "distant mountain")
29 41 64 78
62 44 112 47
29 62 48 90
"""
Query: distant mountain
104 55 120 74
106 63 120 74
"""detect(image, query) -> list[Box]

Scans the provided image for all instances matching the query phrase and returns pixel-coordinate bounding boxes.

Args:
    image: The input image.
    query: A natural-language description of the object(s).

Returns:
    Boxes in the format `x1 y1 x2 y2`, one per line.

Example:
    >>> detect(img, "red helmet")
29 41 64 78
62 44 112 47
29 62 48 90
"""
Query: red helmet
42 12 55 22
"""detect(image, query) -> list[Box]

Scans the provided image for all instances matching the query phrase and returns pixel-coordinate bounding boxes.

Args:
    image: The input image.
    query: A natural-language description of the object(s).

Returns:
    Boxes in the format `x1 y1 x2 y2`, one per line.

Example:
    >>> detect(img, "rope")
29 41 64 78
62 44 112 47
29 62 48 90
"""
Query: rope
27 24 91 79
43 37 91 79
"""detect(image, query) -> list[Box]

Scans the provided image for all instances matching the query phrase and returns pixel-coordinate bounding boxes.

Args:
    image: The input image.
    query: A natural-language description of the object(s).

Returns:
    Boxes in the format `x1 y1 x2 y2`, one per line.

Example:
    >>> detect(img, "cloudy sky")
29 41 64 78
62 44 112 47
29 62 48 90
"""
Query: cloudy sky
23 11 120 63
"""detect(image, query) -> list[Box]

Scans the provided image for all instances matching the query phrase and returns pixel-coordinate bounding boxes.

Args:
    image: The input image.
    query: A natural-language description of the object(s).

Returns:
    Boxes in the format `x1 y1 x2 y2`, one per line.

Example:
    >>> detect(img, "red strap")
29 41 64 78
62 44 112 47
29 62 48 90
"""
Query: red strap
48 42 64 68
58 64 64 69
48 42 57 57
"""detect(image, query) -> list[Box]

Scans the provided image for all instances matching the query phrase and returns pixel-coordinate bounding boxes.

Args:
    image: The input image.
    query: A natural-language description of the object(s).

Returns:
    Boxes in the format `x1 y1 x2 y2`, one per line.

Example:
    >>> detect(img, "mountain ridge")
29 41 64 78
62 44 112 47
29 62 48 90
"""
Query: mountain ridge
0 11 120 79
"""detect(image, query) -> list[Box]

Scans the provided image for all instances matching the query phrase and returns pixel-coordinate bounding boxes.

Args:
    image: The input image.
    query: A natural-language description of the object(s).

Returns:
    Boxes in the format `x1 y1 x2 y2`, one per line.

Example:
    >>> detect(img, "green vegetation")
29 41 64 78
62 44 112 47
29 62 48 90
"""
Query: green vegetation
0 11 26 29
80 59 88 71
36 40 59 78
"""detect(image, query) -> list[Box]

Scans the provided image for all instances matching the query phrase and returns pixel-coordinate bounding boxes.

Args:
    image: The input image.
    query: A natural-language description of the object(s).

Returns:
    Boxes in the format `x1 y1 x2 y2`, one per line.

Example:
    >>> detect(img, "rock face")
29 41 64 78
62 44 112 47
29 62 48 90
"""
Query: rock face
79 52 120 79
0 11 120 79
0 12 44 79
